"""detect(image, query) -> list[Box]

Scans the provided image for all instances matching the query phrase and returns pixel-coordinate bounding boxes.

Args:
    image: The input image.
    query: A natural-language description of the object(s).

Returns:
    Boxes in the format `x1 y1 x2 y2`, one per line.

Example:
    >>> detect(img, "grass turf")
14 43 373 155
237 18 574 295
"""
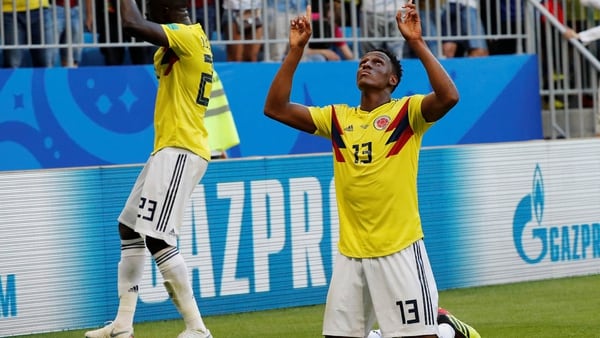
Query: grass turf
16 274 600 338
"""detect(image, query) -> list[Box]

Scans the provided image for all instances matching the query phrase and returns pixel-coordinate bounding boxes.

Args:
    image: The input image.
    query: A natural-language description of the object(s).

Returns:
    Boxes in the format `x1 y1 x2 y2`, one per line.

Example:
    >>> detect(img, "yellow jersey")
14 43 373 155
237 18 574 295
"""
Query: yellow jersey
309 96 431 258
153 23 213 160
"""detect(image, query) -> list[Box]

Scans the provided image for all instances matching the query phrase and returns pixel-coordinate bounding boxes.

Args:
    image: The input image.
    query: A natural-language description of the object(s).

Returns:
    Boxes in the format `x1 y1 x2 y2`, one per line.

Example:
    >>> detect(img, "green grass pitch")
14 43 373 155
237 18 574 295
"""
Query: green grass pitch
16 274 600 338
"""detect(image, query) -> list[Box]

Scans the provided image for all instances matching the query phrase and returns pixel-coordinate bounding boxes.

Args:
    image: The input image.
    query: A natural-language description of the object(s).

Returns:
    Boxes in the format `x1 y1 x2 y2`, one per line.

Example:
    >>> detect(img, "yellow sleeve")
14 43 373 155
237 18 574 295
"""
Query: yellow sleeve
407 94 432 135
308 105 334 138
163 23 210 57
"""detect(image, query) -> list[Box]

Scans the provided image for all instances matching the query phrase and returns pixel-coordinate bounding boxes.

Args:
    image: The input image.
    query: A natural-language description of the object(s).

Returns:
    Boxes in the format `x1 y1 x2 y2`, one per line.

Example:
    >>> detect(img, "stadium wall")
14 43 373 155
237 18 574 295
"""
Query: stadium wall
0 54 542 171
1 139 600 336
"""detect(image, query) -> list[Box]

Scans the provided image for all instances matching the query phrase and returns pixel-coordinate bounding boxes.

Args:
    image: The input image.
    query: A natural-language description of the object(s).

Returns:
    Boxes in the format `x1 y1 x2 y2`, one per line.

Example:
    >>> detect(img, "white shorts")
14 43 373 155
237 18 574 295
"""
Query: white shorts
322 240 439 338
118 147 208 247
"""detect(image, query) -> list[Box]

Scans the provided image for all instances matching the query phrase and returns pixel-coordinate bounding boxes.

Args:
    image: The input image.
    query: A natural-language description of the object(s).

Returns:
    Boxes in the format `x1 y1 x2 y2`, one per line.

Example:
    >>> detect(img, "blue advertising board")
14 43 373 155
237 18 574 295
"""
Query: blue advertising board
0 55 541 171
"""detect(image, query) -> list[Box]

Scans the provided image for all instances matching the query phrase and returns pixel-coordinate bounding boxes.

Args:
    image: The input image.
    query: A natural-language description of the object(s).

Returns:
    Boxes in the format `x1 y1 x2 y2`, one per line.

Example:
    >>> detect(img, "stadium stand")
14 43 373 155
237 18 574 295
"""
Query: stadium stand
0 0 598 137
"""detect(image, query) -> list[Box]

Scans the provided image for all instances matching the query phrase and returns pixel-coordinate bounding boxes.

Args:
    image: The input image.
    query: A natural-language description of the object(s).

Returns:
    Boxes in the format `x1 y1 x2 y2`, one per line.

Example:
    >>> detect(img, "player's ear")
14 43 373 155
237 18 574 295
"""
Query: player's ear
389 74 399 87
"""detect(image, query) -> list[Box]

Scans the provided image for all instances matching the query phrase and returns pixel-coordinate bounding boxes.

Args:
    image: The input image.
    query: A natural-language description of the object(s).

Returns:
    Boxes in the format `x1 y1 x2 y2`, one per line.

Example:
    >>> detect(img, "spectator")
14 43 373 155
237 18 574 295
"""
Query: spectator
563 0 600 45
222 0 264 61
480 0 524 55
341 0 361 27
189 0 218 39
55 0 92 67
304 0 354 61
266 0 307 62
537 0 565 105
2 0 56 68
563 0 599 108
564 0 600 45
440 0 489 57
564 25 600 44
403 0 442 58
360 0 407 59
92 0 154 65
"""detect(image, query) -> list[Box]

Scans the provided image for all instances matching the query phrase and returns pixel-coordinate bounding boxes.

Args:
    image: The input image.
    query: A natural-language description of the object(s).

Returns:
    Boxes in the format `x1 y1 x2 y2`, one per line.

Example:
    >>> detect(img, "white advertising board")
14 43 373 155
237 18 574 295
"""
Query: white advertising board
1 139 599 336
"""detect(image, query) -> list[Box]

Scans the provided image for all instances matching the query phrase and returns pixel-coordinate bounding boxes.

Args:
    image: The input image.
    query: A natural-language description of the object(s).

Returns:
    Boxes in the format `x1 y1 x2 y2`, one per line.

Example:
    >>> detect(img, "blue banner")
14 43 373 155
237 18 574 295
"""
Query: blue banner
0 55 542 171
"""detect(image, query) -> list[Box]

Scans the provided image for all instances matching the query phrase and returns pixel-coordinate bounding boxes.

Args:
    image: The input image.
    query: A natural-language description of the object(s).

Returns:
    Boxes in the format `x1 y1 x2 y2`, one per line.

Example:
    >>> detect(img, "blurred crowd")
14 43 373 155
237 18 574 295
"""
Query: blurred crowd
1 0 600 67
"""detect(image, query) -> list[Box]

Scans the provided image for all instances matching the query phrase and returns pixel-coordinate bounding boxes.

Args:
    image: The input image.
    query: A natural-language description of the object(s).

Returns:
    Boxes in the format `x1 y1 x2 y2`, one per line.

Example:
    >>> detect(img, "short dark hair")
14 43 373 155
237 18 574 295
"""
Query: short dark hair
171 0 188 8
372 48 403 92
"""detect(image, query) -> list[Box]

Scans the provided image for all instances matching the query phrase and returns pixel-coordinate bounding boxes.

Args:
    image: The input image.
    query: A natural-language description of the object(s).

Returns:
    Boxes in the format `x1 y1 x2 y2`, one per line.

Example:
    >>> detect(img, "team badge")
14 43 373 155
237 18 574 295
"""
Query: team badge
373 115 391 130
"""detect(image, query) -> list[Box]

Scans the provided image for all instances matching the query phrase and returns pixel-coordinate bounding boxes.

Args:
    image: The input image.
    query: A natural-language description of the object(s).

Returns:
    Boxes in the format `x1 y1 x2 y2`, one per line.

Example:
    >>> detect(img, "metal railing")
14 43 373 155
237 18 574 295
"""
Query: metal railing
525 0 600 138
0 0 598 137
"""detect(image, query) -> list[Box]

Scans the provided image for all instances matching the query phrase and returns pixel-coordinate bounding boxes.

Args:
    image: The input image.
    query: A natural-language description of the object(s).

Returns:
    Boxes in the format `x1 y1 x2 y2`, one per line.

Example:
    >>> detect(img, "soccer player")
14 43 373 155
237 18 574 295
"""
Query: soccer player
263 3 459 338
84 0 214 337
368 308 482 338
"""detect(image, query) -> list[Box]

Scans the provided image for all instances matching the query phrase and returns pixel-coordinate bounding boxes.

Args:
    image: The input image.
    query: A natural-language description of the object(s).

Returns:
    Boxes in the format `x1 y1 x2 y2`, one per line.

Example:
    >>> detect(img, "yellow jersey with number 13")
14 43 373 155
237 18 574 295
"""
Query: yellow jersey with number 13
153 23 213 161
309 96 431 258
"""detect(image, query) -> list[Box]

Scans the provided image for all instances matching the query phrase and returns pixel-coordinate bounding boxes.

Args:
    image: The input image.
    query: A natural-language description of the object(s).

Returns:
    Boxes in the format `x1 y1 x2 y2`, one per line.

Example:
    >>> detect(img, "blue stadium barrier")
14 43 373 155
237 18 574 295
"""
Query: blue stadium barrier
0 54 542 171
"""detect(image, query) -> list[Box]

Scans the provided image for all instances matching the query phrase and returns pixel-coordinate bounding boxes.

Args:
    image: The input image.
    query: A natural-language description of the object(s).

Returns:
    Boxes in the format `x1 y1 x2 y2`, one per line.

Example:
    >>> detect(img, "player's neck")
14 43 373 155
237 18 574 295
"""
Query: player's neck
359 92 391 112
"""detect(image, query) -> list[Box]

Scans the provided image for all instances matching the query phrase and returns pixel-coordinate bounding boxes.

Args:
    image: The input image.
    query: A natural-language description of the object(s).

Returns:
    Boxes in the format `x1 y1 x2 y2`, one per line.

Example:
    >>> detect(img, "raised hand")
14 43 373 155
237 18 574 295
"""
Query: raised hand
563 27 579 40
289 5 313 50
397 0 422 41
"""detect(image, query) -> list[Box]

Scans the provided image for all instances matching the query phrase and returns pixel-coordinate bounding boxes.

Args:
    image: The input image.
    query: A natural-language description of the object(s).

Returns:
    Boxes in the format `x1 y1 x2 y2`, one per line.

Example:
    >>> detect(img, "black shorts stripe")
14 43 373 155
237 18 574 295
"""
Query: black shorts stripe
156 154 187 233
413 242 435 326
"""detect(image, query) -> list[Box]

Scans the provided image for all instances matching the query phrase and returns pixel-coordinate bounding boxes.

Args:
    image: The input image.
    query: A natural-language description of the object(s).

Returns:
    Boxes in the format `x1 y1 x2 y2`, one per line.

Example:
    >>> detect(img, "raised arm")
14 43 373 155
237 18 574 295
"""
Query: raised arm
120 0 169 47
263 6 317 133
570 25 600 44
398 1 459 122
85 0 93 32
